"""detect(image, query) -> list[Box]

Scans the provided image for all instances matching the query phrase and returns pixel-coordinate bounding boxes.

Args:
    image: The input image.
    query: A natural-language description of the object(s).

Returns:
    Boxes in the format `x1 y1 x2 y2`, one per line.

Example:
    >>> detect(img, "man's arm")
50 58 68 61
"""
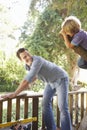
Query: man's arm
1 80 29 99
1 77 37 99
14 80 29 96
73 46 87 61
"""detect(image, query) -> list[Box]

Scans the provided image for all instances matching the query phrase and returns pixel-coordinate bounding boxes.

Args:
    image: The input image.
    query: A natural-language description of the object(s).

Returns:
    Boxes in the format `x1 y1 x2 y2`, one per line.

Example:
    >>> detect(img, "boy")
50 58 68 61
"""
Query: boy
60 16 87 69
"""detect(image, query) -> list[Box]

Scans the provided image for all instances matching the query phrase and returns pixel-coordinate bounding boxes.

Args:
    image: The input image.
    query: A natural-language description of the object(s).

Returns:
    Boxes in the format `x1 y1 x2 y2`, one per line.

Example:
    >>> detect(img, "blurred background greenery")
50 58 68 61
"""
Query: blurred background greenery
0 0 87 92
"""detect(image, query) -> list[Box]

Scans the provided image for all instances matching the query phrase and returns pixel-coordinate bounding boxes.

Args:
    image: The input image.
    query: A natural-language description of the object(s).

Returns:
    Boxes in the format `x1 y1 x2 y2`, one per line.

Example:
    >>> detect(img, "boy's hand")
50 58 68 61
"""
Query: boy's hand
59 29 66 36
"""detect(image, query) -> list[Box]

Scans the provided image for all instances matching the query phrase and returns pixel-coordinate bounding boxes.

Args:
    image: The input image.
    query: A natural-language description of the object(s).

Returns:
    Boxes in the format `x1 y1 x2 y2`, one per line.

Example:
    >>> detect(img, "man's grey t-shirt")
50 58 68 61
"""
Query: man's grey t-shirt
71 30 87 50
24 56 68 83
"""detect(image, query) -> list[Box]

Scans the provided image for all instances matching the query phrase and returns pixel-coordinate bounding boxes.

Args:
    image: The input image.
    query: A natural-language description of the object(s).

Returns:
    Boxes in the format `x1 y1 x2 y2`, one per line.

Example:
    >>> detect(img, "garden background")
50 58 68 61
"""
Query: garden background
0 0 87 93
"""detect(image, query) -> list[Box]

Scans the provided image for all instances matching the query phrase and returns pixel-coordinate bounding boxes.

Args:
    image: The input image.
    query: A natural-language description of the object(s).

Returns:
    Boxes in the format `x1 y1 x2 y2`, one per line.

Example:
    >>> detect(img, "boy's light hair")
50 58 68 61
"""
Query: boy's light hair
61 16 81 34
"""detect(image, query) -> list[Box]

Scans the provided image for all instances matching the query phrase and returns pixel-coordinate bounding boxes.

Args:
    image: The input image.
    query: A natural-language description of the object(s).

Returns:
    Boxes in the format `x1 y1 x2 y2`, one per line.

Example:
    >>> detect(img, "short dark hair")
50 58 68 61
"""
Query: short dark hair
16 48 28 60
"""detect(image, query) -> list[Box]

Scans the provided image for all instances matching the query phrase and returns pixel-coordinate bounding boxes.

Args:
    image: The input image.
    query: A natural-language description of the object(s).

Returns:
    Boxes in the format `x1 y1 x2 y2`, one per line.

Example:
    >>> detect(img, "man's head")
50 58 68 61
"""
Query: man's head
16 48 28 60
16 48 32 66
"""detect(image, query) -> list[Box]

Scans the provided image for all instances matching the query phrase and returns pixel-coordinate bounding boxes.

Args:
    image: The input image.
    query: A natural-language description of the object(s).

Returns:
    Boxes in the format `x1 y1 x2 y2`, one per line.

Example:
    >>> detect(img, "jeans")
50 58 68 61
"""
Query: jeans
42 77 72 130
77 57 87 69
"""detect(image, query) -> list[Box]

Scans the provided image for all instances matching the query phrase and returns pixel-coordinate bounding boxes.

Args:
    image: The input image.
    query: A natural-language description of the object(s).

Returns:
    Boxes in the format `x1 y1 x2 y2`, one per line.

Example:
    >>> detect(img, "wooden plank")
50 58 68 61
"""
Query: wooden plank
81 93 84 119
0 117 37 128
56 97 60 128
69 94 73 124
7 99 12 122
24 97 28 118
32 97 38 130
75 94 78 124
16 97 20 120
42 111 45 129
0 101 3 123
86 93 87 113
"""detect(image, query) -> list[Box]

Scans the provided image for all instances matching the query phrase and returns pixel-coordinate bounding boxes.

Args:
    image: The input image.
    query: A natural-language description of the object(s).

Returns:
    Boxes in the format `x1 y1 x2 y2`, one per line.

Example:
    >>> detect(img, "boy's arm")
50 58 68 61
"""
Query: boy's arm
59 29 75 48
60 30 87 61
73 46 87 61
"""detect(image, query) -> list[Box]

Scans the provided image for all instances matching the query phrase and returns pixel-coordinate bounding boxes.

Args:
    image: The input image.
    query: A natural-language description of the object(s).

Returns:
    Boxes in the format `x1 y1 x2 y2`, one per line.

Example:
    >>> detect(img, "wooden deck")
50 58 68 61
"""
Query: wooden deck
0 90 87 130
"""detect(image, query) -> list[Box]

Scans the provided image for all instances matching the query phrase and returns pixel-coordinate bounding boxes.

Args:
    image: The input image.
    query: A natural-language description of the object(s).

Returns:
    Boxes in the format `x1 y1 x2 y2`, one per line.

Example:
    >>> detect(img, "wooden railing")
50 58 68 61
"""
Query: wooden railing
0 90 87 130
69 90 87 128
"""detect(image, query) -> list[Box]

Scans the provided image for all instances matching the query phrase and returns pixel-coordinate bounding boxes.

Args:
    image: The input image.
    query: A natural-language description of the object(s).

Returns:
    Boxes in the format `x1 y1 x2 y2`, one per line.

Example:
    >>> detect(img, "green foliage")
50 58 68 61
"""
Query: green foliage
1 0 87 92
0 56 26 92
20 4 78 79
31 80 44 92
23 7 64 61
19 0 87 85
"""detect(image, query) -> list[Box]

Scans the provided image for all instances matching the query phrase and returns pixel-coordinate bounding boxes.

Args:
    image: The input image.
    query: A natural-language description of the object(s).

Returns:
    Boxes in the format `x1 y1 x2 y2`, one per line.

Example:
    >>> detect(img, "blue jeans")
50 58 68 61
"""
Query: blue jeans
42 77 72 130
77 57 87 69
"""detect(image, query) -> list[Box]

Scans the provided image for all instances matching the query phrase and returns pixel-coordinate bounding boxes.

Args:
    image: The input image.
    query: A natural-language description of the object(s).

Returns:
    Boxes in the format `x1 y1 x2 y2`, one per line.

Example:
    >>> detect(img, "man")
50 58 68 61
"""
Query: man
1 48 72 130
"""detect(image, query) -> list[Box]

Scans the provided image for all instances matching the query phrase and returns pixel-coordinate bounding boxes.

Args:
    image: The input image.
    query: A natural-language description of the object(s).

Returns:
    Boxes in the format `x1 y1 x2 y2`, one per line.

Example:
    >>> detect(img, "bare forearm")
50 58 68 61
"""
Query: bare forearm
1 80 33 99
59 29 74 48
63 35 74 48
14 80 29 95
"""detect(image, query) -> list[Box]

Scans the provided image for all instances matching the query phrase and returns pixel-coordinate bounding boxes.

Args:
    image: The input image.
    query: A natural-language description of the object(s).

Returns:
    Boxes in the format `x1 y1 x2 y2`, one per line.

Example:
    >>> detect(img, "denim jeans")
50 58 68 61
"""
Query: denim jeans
42 77 72 130
77 57 87 69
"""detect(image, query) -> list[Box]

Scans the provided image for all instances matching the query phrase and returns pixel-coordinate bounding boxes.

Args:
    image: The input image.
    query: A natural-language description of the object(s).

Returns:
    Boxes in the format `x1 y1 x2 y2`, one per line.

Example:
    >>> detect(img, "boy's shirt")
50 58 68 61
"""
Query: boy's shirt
71 30 87 50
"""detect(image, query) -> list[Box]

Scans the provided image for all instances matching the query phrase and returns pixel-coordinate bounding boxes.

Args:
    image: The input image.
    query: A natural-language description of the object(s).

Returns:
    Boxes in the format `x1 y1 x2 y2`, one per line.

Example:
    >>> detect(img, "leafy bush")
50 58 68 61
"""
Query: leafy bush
0 55 45 92
0 56 26 92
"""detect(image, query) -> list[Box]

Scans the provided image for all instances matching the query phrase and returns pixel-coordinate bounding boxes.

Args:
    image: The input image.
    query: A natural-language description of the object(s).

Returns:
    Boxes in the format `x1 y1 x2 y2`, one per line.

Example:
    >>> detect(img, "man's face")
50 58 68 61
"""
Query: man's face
19 50 32 66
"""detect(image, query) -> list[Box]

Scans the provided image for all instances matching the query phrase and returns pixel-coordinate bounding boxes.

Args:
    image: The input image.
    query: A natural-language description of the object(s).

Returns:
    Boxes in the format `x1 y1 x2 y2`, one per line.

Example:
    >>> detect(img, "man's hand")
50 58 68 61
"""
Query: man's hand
0 92 17 99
